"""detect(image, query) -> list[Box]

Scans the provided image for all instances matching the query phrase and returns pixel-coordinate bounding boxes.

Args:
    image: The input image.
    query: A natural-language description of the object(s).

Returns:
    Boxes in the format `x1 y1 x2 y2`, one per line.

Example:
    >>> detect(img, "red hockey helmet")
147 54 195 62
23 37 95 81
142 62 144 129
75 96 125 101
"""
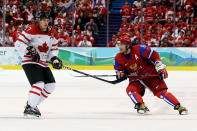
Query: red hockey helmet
119 35 131 44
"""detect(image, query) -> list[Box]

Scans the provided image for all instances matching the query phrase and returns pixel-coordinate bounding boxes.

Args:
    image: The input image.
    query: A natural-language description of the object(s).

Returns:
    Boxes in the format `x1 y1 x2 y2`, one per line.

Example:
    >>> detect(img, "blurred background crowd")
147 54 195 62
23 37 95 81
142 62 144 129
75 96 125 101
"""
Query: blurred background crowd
0 0 196 47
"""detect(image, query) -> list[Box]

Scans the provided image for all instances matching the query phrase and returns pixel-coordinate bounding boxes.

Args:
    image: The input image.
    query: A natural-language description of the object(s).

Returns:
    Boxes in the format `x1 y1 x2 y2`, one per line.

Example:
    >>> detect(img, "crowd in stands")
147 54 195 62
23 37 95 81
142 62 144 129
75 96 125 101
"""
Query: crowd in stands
0 0 107 47
0 0 196 47
108 0 197 47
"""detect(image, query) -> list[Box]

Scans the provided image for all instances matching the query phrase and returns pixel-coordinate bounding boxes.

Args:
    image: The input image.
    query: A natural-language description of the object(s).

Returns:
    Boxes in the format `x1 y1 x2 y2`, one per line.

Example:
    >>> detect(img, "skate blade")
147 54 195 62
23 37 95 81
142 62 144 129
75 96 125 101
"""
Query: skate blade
180 110 188 115
24 114 41 119
137 110 151 115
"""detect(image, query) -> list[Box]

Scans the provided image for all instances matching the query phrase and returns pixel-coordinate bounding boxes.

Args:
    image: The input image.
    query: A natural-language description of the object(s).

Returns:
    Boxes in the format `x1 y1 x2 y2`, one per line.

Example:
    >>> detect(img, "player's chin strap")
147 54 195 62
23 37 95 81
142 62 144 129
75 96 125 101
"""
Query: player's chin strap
47 61 127 84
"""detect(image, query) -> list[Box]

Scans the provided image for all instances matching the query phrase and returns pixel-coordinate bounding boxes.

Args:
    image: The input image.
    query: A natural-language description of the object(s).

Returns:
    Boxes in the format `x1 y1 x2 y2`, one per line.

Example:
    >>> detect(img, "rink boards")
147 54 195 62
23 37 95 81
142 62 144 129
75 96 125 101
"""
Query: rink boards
0 47 197 70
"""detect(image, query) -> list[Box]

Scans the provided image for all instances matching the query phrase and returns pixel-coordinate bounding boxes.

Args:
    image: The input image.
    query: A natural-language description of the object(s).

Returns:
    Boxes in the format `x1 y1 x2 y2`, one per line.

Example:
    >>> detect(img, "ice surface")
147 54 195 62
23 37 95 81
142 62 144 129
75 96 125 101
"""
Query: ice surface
0 69 197 131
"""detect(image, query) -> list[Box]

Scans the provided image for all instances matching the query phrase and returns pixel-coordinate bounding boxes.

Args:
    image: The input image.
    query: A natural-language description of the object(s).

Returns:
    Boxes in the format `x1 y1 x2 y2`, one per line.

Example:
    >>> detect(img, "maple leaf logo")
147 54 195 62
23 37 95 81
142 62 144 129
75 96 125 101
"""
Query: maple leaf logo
38 42 49 53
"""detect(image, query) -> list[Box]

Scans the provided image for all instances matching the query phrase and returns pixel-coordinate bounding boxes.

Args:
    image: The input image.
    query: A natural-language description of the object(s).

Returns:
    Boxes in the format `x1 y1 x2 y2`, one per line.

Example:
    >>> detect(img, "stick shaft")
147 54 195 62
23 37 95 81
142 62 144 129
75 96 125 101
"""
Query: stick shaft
75 74 159 77
62 65 127 84
47 61 126 84
48 61 159 84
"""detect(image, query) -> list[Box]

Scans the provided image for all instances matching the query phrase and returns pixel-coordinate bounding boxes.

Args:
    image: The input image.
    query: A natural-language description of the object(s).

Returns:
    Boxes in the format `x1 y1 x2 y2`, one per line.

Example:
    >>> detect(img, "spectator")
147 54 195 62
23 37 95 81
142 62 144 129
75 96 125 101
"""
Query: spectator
58 29 70 47
0 25 3 46
108 35 118 47
144 1 156 24
147 33 160 47
120 1 133 20
85 18 98 36
60 0 72 10
133 0 141 8
4 31 13 46
129 31 136 43
54 12 65 25
172 24 182 39
160 38 172 47
120 18 130 29
74 18 84 30
175 30 185 46
94 0 107 26
73 31 81 46
78 35 92 47
165 6 174 20
0 25 3 39
164 18 174 31
13 7 24 25
86 25 93 36
183 38 192 47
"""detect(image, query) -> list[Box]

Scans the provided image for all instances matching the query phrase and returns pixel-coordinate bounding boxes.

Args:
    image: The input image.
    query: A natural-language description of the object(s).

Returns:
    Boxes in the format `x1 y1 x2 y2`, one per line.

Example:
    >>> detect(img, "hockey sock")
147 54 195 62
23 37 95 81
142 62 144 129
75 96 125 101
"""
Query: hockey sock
128 91 144 104
38 83 55 105
28 81 45 108
158 91 180 107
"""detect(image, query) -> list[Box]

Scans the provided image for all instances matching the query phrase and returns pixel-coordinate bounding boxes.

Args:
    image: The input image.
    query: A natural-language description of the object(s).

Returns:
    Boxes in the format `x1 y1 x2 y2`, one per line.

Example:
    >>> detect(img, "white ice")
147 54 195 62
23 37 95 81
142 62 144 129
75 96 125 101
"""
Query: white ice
0 69 197 131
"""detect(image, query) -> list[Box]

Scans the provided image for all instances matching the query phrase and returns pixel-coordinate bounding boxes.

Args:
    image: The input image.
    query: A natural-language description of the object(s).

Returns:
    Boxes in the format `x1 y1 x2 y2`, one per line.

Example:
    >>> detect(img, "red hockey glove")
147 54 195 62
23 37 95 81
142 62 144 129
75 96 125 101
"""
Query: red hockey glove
26 46 40 63
155 61 168 79
51 56 63 69
116 71 126 80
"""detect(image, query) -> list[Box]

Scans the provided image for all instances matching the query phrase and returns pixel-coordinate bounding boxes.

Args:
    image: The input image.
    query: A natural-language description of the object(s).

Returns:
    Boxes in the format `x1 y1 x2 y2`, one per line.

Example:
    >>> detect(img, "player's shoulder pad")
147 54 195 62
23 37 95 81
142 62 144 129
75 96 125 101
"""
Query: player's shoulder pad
23 24 37 34
115 52 122 60
138 44 148 54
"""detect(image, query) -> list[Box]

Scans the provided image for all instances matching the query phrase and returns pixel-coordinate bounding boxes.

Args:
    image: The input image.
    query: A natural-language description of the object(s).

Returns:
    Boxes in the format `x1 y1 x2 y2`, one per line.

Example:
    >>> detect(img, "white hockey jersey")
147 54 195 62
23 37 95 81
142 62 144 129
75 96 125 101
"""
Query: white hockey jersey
15 24 59 67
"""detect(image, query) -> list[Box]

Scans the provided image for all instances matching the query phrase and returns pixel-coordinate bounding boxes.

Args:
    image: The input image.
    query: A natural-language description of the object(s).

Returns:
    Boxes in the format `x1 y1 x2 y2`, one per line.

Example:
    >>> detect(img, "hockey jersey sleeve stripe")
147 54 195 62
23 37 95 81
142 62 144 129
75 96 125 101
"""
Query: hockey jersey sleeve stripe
22 60 48 67
148 48 154 59
20 33 30 42
50 48 58 51
16 38 26 44
52 43 58 46
22 60 32 63
24 55 31 58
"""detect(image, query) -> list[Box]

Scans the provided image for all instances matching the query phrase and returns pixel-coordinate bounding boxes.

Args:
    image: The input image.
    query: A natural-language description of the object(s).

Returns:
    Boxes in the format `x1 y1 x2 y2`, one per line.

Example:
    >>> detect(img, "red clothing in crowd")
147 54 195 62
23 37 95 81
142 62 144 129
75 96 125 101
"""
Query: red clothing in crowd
120 5 133 19
144 7 156 22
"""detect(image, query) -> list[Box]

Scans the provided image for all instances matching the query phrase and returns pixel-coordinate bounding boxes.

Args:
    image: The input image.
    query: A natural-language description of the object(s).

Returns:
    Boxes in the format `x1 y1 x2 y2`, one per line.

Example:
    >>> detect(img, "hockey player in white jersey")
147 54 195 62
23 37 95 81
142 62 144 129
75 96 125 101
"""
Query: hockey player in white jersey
15 11 62 117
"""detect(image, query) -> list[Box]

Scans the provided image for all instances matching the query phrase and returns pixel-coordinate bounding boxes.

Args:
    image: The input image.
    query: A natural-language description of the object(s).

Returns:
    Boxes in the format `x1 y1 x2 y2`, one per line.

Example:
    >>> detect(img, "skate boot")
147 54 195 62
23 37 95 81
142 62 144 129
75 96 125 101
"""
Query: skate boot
24 102 41 118
134 103 150 114
174 103 188 115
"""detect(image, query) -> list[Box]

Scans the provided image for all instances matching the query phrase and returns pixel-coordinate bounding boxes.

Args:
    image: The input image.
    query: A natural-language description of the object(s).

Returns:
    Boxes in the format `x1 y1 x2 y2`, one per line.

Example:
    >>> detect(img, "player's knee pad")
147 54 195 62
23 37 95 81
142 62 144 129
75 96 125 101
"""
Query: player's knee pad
44 83 56 94
126 86 145 97
30 81 45 95
127 90 144 104
155 89 167 99
126 86 135 94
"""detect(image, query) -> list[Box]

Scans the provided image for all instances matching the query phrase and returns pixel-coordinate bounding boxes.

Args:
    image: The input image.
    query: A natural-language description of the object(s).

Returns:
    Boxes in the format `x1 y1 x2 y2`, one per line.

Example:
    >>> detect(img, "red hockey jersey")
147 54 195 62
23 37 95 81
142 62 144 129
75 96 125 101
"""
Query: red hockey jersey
114 45 161 81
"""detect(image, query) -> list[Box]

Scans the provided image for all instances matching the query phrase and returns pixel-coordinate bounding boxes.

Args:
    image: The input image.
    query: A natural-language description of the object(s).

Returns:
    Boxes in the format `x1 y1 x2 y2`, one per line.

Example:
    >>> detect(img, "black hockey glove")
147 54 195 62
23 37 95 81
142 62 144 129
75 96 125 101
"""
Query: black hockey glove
51 56 63 69
26 46 40 62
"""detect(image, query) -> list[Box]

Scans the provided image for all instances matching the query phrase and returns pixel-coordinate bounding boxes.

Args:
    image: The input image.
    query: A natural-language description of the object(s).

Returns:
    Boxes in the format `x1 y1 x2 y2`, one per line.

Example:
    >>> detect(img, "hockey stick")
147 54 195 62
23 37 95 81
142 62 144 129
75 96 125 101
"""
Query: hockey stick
75 74 117 77
47 61 127 84
75 74 159 77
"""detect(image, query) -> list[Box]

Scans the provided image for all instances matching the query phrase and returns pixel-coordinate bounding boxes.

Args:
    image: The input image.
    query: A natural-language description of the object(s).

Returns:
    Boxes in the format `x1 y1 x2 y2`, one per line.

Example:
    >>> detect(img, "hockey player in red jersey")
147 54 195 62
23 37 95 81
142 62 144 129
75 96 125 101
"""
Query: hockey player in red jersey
15 12 63 117
114 36 188 115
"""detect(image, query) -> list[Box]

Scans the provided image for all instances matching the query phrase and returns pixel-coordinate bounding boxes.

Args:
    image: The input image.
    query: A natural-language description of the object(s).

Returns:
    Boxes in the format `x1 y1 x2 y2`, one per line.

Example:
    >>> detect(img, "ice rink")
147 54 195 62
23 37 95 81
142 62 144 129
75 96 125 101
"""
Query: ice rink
0 69 197 131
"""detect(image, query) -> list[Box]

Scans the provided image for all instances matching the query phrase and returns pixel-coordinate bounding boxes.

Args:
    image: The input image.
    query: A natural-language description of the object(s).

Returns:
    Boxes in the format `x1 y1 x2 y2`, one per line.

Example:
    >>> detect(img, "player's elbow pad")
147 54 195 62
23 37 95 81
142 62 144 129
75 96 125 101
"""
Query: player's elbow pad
15 41 28 53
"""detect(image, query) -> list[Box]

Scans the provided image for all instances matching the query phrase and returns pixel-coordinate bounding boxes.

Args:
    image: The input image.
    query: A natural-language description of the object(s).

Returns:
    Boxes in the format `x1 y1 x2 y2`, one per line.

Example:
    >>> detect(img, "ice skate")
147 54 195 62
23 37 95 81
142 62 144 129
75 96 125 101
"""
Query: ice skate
24 102 41 118
174 104 188 115
134 103 150 114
